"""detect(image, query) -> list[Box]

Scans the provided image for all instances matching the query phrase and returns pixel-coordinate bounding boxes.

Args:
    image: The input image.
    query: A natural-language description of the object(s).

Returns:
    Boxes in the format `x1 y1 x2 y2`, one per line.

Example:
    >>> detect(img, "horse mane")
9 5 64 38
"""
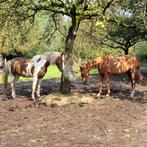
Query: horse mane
82 56 103 70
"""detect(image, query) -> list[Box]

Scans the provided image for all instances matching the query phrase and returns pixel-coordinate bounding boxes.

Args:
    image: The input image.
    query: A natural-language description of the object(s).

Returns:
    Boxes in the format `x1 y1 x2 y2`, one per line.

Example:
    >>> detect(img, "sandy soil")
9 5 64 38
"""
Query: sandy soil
0 72 147 147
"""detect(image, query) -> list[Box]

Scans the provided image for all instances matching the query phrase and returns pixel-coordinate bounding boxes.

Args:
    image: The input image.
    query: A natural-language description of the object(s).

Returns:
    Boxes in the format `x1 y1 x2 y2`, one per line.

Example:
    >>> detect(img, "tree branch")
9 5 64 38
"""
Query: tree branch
45 13 58 42
103 0 114 15
102 42 125 50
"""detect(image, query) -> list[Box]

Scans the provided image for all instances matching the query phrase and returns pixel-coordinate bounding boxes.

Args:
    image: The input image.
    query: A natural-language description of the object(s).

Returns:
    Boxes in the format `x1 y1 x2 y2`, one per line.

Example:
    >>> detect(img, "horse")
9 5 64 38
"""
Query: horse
3 51 64 100
80 55 143 98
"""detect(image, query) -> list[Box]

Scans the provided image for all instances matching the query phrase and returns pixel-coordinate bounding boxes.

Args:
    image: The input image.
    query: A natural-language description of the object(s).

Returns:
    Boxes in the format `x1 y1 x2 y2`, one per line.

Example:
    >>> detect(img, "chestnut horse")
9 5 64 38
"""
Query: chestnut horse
80 55 142 98
3 51 64 100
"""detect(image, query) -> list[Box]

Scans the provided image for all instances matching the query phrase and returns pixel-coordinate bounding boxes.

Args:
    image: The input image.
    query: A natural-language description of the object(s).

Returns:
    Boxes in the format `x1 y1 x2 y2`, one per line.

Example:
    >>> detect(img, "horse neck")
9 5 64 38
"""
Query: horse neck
44 52 61 64
85 59 98 71
55 58 62 71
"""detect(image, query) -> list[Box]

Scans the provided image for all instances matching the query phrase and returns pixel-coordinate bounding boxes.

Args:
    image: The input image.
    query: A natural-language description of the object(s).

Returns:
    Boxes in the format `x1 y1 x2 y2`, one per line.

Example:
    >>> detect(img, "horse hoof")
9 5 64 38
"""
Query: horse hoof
130 92 135 98
130 94 134 98
106 94 110 97
31 98 35 101
12 95 16 98
37 95 40 98
96 93 101 98
31 96 35 101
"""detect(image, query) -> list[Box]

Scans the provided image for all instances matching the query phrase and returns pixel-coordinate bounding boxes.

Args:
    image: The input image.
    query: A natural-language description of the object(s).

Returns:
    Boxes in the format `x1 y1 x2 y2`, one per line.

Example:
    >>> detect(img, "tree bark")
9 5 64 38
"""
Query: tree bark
124 48 129 55
60 5 79 94
0 54 4 68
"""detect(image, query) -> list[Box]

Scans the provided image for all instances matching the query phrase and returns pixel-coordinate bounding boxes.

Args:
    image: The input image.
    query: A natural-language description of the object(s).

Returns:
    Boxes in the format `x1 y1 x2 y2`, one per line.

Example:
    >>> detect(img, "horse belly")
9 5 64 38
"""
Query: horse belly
111 67 127 74
38 69 46 78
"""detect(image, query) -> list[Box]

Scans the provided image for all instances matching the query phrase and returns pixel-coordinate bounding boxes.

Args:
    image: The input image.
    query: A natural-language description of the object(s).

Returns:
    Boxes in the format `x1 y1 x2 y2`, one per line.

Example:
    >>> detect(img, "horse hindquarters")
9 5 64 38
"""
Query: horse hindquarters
3 62 19 98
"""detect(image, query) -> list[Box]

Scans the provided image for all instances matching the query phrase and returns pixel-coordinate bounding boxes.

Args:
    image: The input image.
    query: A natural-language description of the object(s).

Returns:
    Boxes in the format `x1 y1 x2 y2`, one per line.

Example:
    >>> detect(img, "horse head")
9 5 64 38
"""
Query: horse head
80 66 89 85
55 52 64 72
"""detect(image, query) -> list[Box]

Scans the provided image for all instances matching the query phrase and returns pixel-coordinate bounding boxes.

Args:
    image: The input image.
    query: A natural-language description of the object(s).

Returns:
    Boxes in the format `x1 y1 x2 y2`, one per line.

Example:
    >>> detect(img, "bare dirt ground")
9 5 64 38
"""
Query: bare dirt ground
0 70 147 147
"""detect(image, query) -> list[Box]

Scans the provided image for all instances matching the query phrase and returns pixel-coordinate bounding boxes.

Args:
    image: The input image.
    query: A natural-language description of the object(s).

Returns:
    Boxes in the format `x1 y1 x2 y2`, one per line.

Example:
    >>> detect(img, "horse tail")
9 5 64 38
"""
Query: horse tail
137 70 147 85
3 60 10 89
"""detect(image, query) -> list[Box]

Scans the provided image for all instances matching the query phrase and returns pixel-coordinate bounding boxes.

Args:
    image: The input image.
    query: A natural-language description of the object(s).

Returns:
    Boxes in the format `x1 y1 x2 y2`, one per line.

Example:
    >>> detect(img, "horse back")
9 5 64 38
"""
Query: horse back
99 55 140 74
124 55 141 68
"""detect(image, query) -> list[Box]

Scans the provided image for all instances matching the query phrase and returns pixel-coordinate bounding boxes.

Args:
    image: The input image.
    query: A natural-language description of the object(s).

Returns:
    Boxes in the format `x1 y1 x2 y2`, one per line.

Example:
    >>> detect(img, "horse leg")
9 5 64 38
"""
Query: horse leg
105 74 110 97
127 70 136 97
36 78 42 98
130 71 136 97
97 74 104 97
31 75 38 100
11 75 19 98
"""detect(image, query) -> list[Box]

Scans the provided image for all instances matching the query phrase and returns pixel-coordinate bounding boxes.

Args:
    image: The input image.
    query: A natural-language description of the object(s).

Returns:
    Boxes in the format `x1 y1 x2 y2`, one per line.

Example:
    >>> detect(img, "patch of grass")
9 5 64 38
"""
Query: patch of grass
89 69 98 75
19 65 61 82
43 65 61 79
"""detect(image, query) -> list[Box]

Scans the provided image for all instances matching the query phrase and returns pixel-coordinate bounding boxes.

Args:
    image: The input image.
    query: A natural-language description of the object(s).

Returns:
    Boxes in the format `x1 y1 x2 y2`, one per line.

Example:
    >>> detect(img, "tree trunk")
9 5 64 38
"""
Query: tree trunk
0 54 4 68
60 72 71 94
124 48 129 55
60 5 79 94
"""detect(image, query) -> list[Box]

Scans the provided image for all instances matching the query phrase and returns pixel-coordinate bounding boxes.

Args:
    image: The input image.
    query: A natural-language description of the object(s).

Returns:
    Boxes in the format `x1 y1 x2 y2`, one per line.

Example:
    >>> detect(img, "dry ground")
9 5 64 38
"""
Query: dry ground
0 71 147 147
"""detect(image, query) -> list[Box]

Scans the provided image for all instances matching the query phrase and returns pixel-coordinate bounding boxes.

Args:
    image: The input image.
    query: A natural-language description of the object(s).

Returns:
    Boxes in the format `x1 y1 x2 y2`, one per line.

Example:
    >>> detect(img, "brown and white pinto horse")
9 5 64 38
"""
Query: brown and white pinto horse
80 55 142 98
3 51 64 100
